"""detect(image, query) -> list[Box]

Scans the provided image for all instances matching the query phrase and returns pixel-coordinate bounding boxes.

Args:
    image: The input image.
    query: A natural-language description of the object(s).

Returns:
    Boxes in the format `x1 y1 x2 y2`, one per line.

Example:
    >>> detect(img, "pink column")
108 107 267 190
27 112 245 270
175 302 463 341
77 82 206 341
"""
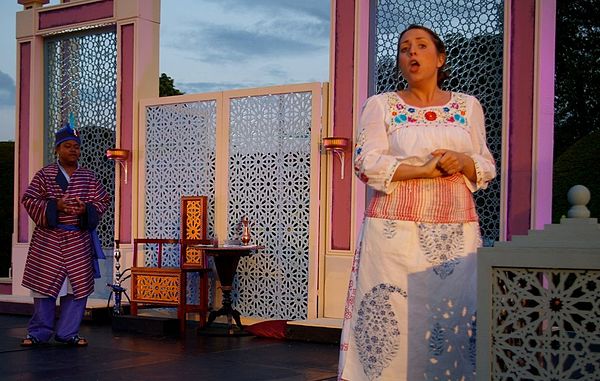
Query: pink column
118 23 134 244
506 0 535 239
114 0 161 243
330 0 355 251
505 0 556 238
531 0 556 229
353 0 372 240
17 42 31 243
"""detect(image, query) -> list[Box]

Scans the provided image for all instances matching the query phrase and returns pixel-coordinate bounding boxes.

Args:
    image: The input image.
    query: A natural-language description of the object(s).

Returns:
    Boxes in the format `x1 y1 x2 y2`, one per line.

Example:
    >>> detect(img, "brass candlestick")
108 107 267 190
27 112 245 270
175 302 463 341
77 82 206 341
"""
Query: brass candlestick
241 216 251 245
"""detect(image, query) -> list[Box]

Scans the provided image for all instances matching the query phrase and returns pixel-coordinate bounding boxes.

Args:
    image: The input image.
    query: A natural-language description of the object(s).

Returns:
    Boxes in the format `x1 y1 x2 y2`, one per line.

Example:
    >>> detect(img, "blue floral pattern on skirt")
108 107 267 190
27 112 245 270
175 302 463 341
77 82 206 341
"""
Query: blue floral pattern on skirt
418 223 464 279
354 283 407 380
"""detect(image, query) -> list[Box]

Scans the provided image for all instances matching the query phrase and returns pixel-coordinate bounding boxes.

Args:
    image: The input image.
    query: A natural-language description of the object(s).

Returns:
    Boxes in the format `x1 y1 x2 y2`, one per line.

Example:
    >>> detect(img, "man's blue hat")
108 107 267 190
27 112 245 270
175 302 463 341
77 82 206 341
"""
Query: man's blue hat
55 123 80 147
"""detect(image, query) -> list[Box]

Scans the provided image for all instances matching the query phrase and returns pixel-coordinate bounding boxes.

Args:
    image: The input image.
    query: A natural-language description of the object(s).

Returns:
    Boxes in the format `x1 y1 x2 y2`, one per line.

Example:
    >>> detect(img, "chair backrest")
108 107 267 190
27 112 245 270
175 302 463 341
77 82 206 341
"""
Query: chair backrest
180 196 209 268
180 196 208 240
132 238 180 268
130 238 183 308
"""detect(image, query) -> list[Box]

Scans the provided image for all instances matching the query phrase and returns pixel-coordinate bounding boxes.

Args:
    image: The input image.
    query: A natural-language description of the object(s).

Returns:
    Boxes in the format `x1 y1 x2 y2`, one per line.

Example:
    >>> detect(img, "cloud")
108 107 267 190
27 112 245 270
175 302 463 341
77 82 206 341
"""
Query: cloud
263 65 288 80
172 20 327 64
178 80 275 94
164 0 329 65
0 106 15 141
0 70 16 106
0 70 16 141
202 0 329 23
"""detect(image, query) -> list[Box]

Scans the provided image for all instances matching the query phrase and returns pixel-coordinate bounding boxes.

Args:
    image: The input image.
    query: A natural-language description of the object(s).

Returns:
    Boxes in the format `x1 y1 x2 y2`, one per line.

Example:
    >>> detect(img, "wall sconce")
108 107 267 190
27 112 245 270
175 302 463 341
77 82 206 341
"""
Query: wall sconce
106 148 130 184
322 137 350 180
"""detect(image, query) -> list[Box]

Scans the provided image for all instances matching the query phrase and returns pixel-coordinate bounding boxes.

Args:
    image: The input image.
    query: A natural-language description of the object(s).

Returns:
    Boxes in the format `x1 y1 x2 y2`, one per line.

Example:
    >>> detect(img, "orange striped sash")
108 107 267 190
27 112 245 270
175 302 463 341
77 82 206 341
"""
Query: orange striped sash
366 174 478 223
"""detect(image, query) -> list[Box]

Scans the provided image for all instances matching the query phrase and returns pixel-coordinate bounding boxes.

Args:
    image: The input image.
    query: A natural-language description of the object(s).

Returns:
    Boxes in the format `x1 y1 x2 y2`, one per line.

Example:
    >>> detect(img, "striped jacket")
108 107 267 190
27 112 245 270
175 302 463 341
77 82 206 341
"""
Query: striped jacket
21 163 110 299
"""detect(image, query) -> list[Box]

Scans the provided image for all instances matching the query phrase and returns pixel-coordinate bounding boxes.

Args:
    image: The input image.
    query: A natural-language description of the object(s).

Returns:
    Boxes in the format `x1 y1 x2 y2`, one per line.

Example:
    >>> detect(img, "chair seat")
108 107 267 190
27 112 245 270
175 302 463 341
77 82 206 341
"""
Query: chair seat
130 197 212 336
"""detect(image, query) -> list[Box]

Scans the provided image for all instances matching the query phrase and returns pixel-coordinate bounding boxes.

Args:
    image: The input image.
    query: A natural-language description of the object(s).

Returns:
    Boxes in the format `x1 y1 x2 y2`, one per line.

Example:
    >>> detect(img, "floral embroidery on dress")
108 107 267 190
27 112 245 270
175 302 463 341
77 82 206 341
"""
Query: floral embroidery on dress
469 313 477 368
386 92 469 134
354 129 369 183
355 283 407 380
429 322 446 356
425 297 477 379
418 223 464 279
471 154 485 189
382 220 398 239
343 244 363 321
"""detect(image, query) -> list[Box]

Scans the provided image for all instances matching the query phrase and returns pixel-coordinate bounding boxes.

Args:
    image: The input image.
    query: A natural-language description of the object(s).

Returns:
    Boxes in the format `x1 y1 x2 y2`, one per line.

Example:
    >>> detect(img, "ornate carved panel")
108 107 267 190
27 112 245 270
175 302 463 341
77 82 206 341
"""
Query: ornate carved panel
490 267 600 380
144 102 216 244
184 247 205 266
143 90 316 319
227 92 313 320
144 101 217 303
183 199 207 240
131 268 182 304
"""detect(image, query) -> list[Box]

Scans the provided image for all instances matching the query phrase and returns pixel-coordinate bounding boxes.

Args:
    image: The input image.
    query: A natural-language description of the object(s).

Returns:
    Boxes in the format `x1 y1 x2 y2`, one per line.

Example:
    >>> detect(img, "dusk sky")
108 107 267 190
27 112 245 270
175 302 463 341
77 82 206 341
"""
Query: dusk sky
0 0 331 141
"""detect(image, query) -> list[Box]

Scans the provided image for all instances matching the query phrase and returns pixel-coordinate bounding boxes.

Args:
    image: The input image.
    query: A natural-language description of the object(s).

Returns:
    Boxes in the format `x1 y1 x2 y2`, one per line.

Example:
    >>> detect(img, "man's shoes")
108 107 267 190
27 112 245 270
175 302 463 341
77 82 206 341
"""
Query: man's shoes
20 334 40 347
55 335 88 347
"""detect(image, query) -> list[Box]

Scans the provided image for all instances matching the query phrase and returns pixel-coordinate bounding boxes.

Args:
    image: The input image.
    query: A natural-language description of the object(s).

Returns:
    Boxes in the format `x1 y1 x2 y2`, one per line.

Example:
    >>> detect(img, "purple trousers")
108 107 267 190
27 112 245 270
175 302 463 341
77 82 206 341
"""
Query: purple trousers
27 294 87 342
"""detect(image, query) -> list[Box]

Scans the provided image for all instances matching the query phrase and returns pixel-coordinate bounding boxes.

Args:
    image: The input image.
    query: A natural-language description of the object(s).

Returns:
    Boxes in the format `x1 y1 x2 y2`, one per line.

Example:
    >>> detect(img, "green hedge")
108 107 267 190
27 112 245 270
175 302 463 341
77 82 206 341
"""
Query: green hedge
552 132 600 222
0 142 14 276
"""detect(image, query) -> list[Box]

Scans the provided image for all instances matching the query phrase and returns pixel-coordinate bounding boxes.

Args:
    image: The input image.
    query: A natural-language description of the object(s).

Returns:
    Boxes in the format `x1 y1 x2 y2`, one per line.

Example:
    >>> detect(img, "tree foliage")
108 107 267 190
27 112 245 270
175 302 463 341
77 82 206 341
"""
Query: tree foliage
552 0 600 221
552 131 600 221
554 0 600 159
0 142 14 276
159 72 184 97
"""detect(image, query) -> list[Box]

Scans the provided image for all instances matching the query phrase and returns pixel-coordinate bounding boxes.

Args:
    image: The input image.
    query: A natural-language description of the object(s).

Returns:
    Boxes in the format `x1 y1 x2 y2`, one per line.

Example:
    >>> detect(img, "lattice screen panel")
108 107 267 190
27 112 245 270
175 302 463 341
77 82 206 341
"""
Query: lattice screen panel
490 267 600 380
228 92 313 320
45 27 117 249
144 101 217 303
374 0 503 246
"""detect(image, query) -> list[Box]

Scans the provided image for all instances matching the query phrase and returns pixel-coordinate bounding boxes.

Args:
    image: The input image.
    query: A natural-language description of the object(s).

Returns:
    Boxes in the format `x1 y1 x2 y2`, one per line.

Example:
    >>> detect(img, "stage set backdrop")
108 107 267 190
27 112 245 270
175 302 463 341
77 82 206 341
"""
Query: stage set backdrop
11 0 555 321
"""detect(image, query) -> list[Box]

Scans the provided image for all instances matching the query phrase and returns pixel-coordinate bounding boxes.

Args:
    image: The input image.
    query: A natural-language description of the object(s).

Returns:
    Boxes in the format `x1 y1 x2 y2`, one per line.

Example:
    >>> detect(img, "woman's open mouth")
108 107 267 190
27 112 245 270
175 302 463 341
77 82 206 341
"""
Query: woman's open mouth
409 59 420 72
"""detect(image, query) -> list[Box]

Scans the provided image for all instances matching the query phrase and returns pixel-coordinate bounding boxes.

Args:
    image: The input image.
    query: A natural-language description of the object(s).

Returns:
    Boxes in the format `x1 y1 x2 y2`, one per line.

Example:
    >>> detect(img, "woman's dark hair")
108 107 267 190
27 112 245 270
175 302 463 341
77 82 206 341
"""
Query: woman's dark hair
396 24 450 87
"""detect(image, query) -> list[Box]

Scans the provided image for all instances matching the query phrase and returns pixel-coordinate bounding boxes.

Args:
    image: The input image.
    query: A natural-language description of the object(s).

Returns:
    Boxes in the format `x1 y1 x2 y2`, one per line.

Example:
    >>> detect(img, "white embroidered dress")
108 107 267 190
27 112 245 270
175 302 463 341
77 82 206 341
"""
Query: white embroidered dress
338 92 496 381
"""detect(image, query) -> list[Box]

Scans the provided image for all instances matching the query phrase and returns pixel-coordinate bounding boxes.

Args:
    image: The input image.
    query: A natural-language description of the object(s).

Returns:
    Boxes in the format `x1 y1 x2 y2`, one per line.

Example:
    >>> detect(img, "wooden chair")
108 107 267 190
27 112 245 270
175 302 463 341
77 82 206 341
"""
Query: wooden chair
129 196 211 335
130 238 183 318
179 195 212 331
180 238 212 329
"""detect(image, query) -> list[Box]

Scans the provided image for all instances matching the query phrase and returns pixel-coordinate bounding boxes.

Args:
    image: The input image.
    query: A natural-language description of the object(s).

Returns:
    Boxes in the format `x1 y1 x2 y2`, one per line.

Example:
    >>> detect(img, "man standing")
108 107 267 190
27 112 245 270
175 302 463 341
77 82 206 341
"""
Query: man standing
20 123 110 347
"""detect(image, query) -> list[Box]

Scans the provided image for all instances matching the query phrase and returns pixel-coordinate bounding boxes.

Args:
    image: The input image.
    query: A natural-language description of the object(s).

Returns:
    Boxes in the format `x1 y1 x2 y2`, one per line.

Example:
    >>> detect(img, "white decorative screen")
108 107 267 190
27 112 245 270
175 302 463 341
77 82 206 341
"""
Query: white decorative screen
490 267 600 380
228 92 313 320
144 101 217 302
374 0 504 246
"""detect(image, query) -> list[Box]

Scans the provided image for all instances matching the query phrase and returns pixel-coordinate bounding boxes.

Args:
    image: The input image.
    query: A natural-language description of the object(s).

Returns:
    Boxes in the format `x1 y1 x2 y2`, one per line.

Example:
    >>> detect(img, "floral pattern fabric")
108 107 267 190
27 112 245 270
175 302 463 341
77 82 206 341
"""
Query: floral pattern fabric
418 223 464 279
338 219 481 381
354 283 406 380
353 92 496 195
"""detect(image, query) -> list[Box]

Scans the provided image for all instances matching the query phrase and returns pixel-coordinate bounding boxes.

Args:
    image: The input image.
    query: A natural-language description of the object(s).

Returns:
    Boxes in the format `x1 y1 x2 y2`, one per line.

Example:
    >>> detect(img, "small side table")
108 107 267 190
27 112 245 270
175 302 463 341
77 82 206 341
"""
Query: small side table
201 244 264 335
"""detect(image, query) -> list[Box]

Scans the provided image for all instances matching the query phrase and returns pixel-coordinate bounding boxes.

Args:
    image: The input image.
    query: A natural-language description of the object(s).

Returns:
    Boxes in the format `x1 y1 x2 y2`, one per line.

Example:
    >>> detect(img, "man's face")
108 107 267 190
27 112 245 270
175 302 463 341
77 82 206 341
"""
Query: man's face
56 140 81 166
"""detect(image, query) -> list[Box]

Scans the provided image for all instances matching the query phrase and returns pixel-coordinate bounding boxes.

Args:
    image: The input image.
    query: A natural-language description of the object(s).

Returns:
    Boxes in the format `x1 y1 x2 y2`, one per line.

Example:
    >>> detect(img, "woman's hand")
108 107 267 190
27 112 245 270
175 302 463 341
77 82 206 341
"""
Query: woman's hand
421 155 445 178
431 149 476 181
392 155 444 181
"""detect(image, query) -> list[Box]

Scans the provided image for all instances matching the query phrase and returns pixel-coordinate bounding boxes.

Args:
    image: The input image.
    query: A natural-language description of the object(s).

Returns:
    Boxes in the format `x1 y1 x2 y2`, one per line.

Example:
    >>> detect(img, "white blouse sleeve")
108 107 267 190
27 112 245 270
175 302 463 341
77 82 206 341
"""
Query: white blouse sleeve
354 95 401 194
464 96 497 191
